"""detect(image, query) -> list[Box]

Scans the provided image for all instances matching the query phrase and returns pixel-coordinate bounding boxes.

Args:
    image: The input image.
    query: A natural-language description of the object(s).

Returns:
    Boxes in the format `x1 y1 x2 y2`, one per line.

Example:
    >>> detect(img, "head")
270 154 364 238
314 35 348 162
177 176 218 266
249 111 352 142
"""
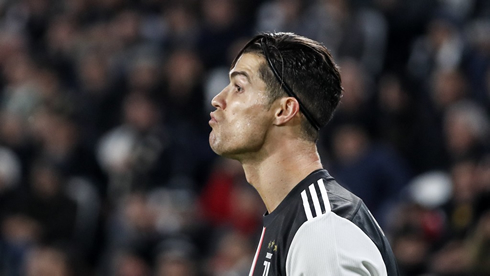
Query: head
209 32 342 159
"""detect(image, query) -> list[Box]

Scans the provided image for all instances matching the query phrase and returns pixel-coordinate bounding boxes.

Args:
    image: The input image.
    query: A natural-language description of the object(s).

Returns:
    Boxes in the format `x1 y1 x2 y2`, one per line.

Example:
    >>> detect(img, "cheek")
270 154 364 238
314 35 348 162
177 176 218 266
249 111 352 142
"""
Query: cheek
224 116 257 145
236 107 269 131
233 112 271 146
210 107 270 154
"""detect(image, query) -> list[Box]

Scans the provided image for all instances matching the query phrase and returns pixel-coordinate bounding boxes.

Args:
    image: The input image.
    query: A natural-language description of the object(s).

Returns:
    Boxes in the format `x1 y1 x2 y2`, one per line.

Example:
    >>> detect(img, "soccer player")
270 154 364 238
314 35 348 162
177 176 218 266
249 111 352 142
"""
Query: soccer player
208 32 399 275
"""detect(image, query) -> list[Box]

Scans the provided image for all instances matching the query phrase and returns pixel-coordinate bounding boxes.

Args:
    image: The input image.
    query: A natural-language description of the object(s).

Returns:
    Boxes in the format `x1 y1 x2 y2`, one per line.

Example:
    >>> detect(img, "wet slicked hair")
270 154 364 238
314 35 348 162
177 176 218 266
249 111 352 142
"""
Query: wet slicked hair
232 32 343 141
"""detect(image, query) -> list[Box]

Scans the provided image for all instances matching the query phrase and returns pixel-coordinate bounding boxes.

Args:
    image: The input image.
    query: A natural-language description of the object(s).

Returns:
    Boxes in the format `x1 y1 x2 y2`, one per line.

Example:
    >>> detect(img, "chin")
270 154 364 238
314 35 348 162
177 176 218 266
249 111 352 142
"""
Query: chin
209 141 239 160
209 142 229 157
209 132 224 155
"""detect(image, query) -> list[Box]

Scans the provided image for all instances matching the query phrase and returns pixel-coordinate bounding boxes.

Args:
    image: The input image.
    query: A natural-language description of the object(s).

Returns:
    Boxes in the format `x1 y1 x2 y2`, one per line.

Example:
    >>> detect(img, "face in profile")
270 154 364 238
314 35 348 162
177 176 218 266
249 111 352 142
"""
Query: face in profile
209 53 274 160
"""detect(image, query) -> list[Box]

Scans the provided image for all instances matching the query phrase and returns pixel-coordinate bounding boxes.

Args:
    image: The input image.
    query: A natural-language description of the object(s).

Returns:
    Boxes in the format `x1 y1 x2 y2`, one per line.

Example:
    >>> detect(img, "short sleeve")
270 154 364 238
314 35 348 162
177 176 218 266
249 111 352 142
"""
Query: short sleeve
285 212 388 276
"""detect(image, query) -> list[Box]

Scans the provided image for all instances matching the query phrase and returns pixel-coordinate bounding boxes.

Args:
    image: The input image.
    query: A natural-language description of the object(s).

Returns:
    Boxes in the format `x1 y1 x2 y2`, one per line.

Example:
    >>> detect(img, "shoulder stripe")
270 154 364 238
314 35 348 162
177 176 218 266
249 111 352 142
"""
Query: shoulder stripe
317 179 331 213
301 190 313 220
301 178 332 221
309 184 322 218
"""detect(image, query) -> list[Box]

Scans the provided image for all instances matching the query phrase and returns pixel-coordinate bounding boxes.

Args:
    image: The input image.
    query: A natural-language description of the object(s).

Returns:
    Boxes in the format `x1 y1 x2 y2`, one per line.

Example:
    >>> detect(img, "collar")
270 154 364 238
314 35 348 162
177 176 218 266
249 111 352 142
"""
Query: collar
263 169 333 226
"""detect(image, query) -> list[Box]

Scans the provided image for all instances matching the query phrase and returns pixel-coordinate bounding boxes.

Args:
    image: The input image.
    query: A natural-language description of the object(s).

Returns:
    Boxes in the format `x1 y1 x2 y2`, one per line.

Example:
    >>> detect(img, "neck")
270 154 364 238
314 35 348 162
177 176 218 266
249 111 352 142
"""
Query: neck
241 138 323 213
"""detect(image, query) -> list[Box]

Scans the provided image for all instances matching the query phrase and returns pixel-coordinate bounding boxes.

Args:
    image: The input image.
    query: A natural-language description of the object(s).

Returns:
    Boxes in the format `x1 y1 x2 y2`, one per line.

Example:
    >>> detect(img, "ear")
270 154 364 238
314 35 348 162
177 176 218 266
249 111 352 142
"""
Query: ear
273 97 300 126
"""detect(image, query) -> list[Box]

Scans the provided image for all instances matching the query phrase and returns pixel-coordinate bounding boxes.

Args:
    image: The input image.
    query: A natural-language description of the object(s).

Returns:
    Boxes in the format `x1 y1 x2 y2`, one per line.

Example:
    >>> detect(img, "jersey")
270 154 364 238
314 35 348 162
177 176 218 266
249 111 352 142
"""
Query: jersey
248 169 399 276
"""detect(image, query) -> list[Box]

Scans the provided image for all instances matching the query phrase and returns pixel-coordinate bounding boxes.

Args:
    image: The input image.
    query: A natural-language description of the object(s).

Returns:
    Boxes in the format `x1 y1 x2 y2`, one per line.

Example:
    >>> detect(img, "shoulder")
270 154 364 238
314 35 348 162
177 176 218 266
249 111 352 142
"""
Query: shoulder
285 210 387 276
284 176 400 275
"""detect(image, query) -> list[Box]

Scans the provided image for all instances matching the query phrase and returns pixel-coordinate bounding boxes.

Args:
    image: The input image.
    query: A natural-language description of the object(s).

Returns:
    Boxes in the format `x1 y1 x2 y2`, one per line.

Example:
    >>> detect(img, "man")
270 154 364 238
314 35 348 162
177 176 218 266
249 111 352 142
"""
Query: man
209 32 399 275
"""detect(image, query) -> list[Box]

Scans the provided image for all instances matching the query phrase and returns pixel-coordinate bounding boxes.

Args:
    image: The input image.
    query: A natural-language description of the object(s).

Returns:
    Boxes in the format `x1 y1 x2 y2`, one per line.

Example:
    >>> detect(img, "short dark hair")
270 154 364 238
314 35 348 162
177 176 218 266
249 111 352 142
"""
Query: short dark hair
232 32 343 141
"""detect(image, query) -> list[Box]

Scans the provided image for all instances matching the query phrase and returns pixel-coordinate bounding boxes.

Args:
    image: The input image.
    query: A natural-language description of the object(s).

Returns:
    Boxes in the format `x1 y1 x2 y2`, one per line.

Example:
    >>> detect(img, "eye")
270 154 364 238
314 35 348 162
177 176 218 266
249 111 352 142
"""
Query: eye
235 84 243 92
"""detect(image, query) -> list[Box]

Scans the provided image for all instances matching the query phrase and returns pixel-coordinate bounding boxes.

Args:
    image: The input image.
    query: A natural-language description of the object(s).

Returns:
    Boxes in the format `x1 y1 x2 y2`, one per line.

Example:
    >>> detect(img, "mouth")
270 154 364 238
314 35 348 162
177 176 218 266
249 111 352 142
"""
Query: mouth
209 112 218 125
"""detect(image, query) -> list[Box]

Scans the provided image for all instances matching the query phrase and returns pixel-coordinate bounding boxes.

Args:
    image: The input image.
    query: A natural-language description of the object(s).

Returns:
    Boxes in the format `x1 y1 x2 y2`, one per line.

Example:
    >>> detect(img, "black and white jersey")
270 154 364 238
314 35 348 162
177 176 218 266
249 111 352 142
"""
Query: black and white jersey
249 169 399 276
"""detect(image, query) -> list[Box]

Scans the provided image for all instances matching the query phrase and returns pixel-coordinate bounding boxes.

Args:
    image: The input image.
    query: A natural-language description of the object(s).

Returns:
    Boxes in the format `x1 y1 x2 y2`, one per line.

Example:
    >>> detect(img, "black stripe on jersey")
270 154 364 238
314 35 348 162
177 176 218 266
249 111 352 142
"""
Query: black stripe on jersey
314 180 327 215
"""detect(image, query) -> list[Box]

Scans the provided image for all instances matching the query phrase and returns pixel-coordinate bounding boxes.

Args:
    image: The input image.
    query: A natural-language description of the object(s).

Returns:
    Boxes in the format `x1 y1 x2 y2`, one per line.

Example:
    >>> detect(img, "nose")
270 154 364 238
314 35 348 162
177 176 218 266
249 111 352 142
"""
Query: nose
211 86 227 109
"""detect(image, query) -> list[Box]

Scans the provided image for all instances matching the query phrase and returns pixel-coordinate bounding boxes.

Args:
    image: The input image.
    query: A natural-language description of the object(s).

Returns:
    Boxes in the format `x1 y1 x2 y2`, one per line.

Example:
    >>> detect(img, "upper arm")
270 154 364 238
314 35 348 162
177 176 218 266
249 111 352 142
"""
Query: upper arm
285 213 387 276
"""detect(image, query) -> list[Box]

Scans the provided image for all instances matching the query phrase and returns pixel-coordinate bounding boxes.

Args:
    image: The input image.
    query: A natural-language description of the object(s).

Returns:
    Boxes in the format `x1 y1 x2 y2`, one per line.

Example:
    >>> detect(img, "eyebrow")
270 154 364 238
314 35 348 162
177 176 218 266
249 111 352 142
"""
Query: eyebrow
230 71 251 83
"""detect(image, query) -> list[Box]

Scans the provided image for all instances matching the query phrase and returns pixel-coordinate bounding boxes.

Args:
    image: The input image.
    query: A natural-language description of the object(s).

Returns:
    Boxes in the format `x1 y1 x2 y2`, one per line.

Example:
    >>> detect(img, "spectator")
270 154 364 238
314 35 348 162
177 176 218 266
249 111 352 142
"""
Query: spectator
467 212 490 275
197 0 251 69
0 159 77 275
205 230 254 276
463 19 490 106
160 4 200 52
255 0 312 37
74 49 123 148
23 245 76 276
154 237 199 276
308 0 388 75
407 12 465 82
97 93 181 200
443 101 489 163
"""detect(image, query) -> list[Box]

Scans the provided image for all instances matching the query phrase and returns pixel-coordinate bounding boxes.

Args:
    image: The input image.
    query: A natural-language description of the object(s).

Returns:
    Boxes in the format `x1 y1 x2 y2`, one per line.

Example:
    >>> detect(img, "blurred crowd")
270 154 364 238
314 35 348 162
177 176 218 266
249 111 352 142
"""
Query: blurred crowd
0 0 489 275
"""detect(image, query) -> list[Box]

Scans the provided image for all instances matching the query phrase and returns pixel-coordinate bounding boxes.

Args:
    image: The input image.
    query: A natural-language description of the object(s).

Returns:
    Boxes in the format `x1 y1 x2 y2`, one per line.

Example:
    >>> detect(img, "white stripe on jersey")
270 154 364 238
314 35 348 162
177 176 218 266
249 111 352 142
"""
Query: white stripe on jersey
301 190 313 220
301 179 331 221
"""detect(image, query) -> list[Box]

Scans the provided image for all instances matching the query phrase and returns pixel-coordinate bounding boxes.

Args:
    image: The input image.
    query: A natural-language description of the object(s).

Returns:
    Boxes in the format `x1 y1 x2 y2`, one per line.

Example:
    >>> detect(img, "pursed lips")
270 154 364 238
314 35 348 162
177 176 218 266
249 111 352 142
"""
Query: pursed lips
209 112 218 125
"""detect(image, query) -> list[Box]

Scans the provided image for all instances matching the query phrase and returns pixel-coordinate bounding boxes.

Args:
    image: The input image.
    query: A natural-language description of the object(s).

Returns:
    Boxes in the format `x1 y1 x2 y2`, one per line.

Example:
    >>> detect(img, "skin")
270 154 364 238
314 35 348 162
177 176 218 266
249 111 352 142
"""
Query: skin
209 53 323 212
